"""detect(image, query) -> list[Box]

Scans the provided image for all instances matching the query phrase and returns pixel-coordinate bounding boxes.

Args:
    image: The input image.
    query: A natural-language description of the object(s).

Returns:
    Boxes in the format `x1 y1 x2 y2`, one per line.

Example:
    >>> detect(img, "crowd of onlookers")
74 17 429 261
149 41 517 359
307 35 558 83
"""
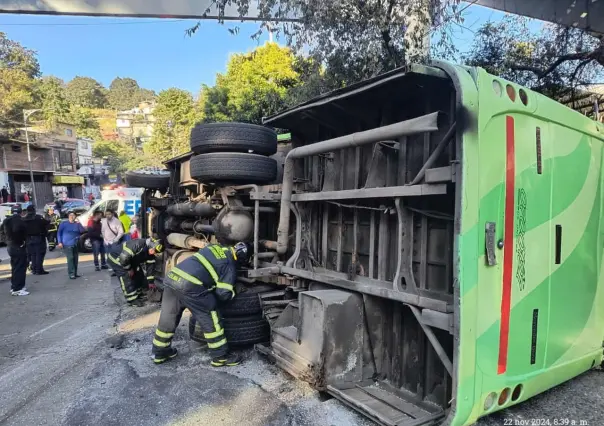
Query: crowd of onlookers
81 208 140 272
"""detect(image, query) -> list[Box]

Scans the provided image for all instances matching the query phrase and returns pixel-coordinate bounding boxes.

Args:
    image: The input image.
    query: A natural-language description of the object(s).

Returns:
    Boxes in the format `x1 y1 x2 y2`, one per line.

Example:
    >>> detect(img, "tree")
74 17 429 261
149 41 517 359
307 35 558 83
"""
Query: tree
187 0 462 89
107 77 139 110
65 76 107 108
107 77 155 110
464 16 604 102
0 32 38 126
136 88 156 104
0 68 34 125
0 31 40 78
146 88 198 162
200 42 309 123
66 106 102 141
34 76 70 129
92 139 155 173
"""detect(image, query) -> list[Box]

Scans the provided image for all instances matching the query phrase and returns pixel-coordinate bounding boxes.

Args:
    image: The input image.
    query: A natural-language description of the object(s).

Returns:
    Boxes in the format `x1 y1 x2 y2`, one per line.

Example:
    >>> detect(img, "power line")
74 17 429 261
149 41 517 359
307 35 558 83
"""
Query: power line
0 18 186 27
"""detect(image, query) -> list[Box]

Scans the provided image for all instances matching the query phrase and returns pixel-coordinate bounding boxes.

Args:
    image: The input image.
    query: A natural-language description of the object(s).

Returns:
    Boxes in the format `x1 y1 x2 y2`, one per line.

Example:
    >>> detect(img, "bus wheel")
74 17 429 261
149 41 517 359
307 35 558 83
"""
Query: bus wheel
125 169 170 189
190 122 277 156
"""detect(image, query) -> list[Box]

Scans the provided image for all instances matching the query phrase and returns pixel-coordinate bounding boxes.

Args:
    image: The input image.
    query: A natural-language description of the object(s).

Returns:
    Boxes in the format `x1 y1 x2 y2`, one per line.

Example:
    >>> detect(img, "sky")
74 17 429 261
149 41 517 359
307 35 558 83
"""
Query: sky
0 3 537 96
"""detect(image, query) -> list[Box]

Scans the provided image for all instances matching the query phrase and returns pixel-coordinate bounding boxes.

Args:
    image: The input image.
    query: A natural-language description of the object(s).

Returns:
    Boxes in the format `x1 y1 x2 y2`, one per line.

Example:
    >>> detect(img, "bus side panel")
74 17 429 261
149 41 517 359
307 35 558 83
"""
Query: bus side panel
457 69 604 425
546 130 603 366
493 114 553 378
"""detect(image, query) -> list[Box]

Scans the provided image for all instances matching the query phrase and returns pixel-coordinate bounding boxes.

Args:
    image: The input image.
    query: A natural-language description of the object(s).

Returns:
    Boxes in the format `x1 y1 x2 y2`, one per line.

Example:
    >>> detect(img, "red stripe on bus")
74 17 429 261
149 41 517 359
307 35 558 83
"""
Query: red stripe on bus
498 115 516 375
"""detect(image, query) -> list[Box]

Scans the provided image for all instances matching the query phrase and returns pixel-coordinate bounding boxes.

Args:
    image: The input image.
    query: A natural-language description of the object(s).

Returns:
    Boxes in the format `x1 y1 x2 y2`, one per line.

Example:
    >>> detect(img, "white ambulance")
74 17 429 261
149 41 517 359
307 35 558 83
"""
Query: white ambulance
77 187 144 252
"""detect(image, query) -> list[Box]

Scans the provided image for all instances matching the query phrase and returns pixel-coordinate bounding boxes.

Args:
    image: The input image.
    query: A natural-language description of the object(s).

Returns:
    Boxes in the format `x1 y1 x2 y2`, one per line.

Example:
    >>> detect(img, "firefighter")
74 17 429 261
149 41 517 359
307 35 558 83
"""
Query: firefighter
24 205 50 275
45 207 60 251
108 237 163 307
151 242 252 367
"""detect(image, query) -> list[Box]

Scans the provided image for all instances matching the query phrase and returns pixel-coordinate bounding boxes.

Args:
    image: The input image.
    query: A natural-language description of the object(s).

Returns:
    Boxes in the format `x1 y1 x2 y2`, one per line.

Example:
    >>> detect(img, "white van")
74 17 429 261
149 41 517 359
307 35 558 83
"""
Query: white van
78 187 143 252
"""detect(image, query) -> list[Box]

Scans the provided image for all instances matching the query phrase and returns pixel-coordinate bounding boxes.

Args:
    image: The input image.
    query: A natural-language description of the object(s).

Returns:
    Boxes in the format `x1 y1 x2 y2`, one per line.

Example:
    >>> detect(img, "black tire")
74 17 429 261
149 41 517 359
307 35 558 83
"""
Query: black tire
189 315 270 346
78 235 92 253
221 284 275 317
190 122 277 156
125 170 170 189
190 153 277 184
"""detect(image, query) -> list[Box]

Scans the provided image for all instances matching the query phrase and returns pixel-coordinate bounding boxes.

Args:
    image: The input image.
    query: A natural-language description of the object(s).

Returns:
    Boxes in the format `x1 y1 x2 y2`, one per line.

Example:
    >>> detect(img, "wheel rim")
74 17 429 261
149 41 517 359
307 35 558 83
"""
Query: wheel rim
84 238 92 250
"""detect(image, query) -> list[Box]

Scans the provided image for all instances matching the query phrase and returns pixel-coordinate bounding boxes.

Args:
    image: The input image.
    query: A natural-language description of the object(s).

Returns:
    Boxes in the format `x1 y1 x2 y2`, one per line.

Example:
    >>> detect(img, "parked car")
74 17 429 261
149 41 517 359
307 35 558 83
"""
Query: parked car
44 199 90 218
60 200 90 218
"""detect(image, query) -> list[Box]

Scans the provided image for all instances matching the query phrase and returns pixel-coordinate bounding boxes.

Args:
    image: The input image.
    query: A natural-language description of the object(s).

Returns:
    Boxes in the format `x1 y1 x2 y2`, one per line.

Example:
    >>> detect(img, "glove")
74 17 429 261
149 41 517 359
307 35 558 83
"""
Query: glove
128 269 135 278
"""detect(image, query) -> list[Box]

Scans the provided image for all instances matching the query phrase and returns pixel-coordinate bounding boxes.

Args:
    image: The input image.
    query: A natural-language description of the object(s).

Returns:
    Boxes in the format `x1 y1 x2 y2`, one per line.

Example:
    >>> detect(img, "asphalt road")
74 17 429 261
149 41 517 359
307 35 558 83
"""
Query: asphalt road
0 250 602 426
0 251 372 426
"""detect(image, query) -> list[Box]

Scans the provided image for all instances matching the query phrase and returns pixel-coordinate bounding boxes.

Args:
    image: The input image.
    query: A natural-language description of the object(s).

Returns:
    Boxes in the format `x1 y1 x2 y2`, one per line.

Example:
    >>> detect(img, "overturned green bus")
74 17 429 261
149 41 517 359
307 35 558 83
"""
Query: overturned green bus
152 61 604 425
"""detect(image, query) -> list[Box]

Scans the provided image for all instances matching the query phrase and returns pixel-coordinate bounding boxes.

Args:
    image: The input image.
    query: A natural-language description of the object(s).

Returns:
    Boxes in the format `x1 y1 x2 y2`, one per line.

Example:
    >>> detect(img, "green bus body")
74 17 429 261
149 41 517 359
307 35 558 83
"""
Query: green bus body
452 63 604 424
162 62 603 426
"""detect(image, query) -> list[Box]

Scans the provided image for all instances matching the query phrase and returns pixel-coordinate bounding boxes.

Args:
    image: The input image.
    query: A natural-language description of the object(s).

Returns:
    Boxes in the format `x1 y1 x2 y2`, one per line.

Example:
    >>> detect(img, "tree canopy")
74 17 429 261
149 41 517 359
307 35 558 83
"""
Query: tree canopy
0 31 40 78
146 88 199 162
464 16 604 102
187 0 462 88
107 77 155 110
92 139 152 173
200 42 309 123
35 76 70 129
65 76 107 108
0 32 38 126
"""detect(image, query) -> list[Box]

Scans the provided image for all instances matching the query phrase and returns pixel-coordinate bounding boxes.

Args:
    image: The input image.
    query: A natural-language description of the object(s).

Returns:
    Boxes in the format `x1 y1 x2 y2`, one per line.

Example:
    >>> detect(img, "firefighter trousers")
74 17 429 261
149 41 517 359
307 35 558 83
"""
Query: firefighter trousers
108 257 144 303
152 282 228 359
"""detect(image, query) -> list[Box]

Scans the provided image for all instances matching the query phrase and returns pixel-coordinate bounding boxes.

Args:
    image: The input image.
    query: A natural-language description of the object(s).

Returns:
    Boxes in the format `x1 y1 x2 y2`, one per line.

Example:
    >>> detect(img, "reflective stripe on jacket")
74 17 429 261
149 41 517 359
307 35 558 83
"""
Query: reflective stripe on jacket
170 244 237 301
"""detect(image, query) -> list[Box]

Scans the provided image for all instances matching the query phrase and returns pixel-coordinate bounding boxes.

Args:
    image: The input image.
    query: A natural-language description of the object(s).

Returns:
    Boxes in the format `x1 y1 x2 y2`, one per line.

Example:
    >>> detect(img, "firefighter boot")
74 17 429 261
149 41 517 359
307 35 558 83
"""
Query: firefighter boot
211 353 242 367
153 347 178 365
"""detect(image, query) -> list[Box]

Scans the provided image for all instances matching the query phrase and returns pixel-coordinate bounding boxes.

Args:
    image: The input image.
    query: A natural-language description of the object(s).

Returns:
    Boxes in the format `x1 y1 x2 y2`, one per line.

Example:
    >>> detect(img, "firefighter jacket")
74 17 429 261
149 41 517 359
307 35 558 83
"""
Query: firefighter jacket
45 214 60 232
108 238 156 284
169 244 237 302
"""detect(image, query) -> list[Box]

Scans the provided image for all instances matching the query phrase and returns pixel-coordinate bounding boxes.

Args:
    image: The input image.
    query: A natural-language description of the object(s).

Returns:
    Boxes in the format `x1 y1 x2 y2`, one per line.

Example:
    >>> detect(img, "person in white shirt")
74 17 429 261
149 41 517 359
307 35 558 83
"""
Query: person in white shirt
101 209 124 252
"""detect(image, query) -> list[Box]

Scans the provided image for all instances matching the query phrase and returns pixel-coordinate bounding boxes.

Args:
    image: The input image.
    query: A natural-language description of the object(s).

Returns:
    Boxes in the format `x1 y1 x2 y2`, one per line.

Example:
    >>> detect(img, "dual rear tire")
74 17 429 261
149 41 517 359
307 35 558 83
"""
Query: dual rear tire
189 123 279 185
188 284 273 346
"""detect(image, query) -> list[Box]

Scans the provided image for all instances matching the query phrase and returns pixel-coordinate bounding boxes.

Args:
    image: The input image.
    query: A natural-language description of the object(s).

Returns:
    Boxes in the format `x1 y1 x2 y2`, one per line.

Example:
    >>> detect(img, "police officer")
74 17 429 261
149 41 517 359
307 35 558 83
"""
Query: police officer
151 242 252 367
24 205 50 275
108 237 163 307
3 205 29 295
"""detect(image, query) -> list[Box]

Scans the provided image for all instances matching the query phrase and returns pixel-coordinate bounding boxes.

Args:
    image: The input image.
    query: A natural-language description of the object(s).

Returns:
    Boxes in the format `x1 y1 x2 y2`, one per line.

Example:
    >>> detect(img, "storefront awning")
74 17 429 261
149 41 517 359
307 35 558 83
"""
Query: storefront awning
53 175 84 185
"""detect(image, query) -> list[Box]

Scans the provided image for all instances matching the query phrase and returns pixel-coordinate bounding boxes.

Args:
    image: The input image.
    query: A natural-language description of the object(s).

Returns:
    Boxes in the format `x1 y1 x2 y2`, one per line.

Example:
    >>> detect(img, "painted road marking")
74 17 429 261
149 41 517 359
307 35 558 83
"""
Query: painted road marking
28 311 86 339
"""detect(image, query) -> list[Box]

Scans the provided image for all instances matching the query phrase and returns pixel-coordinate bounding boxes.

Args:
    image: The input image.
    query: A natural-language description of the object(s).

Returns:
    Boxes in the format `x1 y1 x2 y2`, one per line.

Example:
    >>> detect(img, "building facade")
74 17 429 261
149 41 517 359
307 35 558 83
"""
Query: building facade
116 101 156 149
76 137 93 166
0 121 84 205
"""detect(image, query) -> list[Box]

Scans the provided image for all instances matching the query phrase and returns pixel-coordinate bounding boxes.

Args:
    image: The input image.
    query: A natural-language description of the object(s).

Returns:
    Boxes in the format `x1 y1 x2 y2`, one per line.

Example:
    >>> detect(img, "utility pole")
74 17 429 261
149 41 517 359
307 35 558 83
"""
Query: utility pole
23 109 39 207
23 108 55 208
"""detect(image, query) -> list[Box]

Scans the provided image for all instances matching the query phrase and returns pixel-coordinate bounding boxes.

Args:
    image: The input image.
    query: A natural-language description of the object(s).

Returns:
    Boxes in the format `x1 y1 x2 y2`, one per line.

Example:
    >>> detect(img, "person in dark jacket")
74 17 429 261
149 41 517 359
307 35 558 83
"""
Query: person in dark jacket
87 211 108 271
57 211 86 279
151 242 252 367
108 238 163 307
3 205 29 295
24 205 49 275
1 186 8 203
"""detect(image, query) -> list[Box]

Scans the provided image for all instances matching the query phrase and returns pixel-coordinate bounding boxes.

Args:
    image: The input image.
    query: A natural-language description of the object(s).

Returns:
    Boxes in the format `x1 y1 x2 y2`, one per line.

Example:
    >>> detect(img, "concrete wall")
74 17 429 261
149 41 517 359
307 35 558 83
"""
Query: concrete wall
0 144 55 172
